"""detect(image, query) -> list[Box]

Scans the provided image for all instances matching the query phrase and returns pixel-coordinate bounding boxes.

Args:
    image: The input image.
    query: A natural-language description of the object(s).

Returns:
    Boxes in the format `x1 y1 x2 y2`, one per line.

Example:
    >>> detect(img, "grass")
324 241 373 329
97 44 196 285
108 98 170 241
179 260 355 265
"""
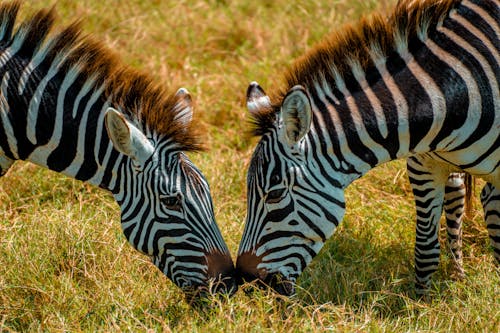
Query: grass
1 0 499 331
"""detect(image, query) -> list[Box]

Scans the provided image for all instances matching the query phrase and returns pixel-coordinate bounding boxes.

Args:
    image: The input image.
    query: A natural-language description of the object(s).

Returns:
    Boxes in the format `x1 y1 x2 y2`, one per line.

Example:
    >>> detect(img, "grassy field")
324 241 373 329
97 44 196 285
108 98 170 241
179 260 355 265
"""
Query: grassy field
0 0 498 331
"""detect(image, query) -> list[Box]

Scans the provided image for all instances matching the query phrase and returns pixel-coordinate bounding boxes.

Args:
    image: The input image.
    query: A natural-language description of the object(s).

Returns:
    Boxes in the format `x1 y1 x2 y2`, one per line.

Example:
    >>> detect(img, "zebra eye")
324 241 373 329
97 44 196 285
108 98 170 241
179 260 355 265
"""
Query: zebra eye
271 175 281 184
266 188 286 204
161 194 182 212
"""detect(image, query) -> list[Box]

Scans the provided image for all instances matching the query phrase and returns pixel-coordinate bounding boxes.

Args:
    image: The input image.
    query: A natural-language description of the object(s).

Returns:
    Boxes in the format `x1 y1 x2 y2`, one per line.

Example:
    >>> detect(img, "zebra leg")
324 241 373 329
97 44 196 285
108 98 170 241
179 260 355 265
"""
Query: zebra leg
480 183 500 264
407 156 449 296
444 173 465 279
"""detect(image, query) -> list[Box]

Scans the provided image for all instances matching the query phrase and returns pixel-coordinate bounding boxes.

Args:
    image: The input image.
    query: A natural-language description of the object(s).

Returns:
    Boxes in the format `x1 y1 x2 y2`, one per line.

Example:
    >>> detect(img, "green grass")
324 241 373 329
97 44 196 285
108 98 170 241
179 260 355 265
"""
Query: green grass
1 0 499 331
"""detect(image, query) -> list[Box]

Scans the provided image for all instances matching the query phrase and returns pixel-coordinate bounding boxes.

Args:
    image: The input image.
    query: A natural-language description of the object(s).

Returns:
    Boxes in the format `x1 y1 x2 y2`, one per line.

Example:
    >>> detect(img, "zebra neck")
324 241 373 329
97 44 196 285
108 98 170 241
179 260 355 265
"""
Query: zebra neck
24 105 122 192
24 91 124 192
0 62 123 192
309 52 451 186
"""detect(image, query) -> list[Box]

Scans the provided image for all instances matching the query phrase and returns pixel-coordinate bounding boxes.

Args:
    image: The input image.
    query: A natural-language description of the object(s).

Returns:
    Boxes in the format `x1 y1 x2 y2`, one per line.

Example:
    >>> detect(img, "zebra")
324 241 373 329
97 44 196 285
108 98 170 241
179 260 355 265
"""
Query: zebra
0 2 235 299
236 0 499 296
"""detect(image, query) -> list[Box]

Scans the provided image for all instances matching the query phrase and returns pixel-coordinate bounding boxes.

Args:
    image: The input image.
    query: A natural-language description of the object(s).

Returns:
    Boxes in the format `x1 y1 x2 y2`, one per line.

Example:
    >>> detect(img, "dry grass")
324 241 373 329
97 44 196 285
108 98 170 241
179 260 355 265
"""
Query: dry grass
0 0 498 331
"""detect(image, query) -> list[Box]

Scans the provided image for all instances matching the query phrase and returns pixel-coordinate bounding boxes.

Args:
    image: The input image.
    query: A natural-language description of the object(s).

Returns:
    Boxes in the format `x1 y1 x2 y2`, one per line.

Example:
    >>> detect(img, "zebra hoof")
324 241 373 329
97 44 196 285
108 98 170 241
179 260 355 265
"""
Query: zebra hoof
415 283 431 302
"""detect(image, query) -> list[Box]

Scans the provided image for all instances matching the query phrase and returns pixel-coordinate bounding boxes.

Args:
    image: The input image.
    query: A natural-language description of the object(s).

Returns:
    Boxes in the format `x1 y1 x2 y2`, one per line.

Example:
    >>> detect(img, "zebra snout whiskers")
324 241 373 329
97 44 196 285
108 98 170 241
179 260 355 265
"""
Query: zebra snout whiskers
205 251 237 294
235 252 297 296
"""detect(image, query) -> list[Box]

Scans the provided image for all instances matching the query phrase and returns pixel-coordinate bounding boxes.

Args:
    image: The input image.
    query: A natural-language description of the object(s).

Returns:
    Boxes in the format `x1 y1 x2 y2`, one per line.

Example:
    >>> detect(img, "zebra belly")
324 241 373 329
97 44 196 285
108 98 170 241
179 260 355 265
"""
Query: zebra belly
432 149 500 187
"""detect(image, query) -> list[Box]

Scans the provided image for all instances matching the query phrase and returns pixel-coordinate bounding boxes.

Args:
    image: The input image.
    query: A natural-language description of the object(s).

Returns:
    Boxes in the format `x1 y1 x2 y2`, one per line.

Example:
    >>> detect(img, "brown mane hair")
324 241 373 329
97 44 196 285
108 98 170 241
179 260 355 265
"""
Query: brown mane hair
251 0 462 136
0 1 201 151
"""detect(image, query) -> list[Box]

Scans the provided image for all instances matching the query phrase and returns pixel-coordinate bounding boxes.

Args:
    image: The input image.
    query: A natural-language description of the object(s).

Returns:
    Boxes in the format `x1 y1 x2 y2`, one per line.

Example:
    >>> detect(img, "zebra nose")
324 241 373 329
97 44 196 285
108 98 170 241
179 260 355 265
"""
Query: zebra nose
235 251 268 285
205 251 237 295
236 252 296 296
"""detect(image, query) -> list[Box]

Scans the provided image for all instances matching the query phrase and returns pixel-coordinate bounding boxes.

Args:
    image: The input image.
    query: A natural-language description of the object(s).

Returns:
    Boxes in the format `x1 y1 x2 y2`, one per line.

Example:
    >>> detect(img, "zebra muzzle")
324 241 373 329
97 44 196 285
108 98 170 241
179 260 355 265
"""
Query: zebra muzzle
235 251 295 296
205 251 238 295
267 273 295 296
235 251 268 285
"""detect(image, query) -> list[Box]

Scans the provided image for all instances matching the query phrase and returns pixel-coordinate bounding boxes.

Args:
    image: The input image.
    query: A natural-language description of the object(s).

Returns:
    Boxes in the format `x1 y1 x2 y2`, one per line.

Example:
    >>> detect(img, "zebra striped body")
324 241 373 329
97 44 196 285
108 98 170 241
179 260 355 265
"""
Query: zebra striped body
236 0 499 295
0 2 235 298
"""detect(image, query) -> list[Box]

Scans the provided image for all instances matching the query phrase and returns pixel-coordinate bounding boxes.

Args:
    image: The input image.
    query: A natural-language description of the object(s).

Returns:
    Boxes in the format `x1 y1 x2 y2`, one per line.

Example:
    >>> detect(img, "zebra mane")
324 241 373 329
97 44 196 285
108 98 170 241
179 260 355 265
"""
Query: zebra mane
251 0 463 136
0 1 202 152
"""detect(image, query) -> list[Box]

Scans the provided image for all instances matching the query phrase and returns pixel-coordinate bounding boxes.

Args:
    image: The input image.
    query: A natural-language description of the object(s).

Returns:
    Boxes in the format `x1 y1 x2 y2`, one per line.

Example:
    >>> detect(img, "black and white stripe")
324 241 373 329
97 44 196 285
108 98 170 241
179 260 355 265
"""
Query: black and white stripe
0 2 235 296
443 172 469 279
236 0 498 296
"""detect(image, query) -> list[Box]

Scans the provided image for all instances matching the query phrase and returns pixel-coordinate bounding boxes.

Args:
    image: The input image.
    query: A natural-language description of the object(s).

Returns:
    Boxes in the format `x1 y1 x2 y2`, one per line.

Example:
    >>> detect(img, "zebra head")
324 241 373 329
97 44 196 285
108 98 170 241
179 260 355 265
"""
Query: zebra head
236 82 346 295
104 88 235 299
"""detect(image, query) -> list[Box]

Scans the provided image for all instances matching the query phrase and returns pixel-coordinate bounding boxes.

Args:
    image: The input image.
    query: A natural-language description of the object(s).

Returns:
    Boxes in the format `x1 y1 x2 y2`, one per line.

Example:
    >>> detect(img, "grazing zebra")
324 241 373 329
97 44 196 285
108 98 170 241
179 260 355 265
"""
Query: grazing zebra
0 2 235 298
236 0 499 296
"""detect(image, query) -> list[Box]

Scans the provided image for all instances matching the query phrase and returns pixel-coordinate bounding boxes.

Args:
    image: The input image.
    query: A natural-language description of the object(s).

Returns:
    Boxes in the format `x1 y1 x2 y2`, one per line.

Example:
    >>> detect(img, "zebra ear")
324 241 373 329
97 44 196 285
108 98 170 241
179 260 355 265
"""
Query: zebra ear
172 87 193 128
246 81 271 116
281 85 312 145
104 108 154 163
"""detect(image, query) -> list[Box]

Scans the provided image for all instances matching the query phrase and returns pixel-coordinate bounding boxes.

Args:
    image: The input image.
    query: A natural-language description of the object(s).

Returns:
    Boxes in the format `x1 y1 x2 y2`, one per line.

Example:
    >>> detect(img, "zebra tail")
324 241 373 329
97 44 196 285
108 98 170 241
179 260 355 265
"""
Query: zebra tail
464 173 474 218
